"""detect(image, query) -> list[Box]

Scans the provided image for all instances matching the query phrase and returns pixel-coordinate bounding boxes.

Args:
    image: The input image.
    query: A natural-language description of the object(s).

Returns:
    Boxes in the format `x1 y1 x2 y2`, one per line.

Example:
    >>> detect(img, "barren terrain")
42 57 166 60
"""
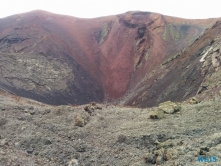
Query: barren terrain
1 91 221 165
1 11 221 166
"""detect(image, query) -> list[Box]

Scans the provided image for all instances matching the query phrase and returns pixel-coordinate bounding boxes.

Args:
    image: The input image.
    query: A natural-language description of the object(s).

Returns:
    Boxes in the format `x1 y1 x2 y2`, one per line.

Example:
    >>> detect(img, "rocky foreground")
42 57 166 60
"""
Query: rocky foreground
0 91 221 166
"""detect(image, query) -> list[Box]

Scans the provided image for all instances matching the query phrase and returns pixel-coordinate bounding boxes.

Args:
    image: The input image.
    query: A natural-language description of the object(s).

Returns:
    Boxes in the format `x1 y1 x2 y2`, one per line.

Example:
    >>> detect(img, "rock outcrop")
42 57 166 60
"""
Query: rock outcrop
128 20 221 107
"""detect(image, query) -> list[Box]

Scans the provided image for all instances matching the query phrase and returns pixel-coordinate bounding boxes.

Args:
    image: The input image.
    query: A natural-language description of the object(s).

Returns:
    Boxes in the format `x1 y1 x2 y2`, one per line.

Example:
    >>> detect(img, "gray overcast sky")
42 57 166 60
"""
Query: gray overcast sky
1 0 221 19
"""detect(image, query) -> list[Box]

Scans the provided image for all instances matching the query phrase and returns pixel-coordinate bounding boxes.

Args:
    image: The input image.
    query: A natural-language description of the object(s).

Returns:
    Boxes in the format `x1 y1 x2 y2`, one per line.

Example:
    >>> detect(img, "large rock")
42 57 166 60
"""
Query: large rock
189 97 200 104
84 102 102 116
149 109 165 119
75 112 90 127
68 159 78 166
165 148 179 160
155 148 165 165
158 101 181 114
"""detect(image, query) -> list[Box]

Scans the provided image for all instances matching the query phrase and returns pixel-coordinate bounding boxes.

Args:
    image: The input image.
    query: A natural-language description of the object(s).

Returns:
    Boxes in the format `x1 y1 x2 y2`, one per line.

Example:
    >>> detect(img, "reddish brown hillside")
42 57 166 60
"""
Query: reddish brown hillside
0 10 219 105
127 20 221 107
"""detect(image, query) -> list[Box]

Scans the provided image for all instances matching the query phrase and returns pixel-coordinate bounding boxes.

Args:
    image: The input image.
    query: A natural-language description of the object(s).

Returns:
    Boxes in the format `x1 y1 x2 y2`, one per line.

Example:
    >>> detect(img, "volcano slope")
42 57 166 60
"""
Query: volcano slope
127 20 221 107
0 10 218 106
2 11 221 166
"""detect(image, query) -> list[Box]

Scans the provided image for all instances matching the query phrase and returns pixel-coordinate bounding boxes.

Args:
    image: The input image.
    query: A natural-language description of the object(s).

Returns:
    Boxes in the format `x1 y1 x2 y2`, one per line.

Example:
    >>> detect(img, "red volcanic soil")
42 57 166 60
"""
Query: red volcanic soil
0 10 219 106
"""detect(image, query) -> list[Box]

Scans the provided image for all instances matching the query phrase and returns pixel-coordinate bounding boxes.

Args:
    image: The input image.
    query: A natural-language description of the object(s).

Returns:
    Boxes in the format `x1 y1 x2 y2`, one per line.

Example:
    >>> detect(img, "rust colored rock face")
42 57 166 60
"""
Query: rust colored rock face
0 10 219 106
127 20 221 107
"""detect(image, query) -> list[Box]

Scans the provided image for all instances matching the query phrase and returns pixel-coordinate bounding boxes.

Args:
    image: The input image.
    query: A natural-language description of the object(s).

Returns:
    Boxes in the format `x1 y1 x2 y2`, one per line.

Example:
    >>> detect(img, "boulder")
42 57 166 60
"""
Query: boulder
165 148 179 160
155 148 165 165
158 101 181 114
84 102 102 116
68 159 78 166
189 97 200 104
143 153 156 164
150 109 164 119
75 112 90 127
